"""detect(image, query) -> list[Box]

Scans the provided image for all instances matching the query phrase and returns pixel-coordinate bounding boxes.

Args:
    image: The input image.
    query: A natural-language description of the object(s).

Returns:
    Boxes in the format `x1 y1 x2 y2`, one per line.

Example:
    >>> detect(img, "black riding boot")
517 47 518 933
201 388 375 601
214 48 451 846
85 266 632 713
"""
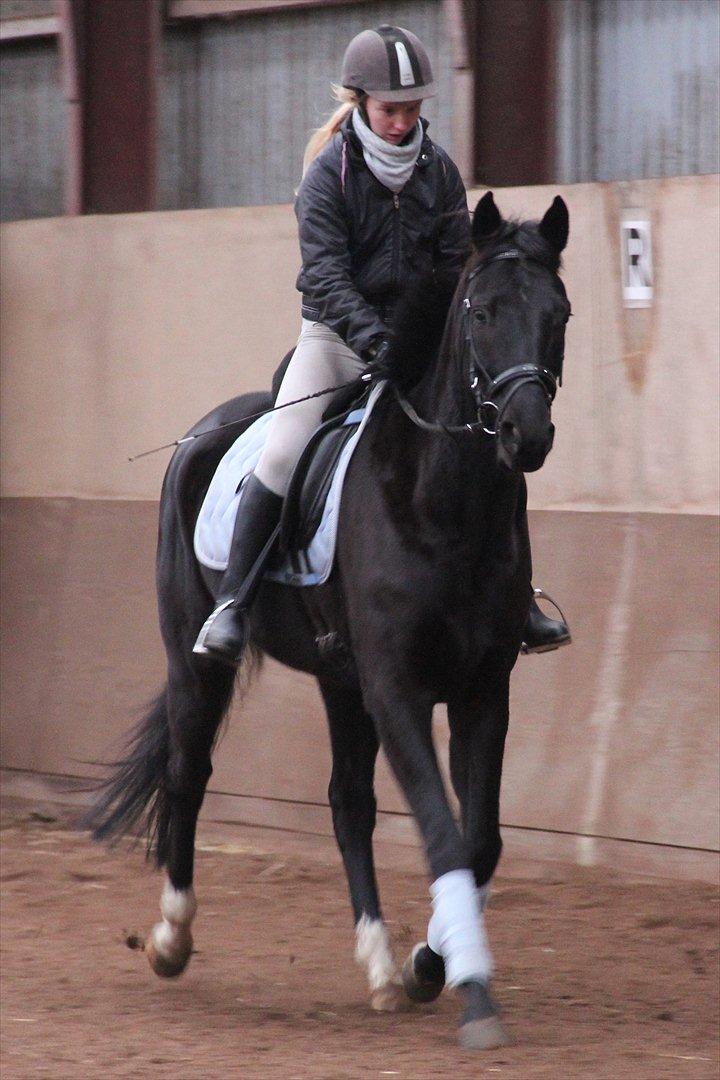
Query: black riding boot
521 588 572 654
193 474 283 665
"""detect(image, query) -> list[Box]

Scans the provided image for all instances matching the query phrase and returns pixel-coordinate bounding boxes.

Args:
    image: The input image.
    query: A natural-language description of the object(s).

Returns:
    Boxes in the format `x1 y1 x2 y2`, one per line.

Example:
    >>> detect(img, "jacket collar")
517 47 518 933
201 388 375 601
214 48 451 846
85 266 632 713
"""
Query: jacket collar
341 113 434 169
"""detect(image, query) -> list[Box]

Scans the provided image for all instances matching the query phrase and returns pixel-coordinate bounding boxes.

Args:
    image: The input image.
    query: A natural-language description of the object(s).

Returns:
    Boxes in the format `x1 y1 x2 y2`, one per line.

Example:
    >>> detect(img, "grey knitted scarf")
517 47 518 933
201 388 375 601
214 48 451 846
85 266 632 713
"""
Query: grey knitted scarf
351 108 423 194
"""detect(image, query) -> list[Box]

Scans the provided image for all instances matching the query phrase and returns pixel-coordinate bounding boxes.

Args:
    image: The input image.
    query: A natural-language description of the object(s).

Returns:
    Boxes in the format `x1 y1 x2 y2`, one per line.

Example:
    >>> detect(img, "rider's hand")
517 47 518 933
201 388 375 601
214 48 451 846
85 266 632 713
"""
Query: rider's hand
363 337 394 381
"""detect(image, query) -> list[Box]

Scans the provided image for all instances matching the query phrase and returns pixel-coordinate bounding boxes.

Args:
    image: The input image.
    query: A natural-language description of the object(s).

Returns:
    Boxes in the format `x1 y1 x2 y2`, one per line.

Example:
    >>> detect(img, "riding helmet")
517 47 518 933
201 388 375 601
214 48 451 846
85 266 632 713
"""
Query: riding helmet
341 25 436 101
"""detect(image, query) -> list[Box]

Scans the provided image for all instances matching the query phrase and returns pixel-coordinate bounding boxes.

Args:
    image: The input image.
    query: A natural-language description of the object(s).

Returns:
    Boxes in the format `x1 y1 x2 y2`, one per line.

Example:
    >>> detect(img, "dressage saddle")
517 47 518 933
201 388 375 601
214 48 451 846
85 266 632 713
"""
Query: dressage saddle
280 391 370 556
267 345 371 558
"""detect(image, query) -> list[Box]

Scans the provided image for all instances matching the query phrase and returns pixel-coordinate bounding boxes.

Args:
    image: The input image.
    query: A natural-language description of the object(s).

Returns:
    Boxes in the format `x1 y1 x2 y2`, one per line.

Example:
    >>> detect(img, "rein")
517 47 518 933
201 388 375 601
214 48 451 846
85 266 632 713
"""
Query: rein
394 250 558 439
131 251 559 462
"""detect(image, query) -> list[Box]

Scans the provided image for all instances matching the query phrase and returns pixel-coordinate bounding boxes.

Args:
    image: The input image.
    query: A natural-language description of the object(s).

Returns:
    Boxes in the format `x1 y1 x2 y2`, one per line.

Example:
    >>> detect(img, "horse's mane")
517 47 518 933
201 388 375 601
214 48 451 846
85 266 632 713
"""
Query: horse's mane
385 270 457 390
384 218 561 390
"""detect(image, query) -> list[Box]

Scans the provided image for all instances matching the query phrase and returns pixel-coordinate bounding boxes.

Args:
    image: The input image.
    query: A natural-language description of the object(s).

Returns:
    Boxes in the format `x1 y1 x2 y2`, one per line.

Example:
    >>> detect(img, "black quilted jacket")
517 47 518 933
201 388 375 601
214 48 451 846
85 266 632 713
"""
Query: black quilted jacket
295 115 471 360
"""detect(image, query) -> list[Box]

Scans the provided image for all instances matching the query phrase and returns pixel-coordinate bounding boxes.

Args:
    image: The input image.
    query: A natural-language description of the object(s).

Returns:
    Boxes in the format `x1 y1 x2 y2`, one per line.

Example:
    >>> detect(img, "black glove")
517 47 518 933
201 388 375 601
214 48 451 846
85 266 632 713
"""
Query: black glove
363 337 394 381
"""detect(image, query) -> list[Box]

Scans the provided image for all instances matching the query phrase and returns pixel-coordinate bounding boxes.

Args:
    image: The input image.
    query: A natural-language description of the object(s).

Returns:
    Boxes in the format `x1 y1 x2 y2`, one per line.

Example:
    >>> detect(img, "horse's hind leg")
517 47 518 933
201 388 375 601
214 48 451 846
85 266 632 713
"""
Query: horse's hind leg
146 654 235 978
319 677 401 1012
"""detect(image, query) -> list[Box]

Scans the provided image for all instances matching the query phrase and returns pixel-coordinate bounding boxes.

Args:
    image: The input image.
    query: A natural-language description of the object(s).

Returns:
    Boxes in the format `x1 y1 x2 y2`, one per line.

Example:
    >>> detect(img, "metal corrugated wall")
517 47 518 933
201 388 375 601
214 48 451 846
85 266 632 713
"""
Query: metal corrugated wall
0 39 63 222
3 1 718 221
556 0 720 183
158 0 454 209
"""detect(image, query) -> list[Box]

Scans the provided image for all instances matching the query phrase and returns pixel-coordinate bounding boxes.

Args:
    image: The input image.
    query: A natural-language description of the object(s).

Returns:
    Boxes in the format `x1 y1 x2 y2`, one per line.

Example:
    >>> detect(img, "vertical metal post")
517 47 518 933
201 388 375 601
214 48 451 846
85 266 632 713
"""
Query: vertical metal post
58 0 160 214
472 0 556 186
444 0 474 186
58 0 84 215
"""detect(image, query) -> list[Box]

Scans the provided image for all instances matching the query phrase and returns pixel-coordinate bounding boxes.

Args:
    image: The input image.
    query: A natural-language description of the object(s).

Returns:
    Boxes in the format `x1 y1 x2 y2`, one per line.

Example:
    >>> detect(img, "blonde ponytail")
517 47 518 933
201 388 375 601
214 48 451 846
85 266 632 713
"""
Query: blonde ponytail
302 86 364 175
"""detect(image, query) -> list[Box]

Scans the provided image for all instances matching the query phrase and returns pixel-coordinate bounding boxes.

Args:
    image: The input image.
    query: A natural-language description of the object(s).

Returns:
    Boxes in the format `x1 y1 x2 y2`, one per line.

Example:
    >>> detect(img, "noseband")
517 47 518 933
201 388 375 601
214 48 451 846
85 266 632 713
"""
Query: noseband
395 251 559 438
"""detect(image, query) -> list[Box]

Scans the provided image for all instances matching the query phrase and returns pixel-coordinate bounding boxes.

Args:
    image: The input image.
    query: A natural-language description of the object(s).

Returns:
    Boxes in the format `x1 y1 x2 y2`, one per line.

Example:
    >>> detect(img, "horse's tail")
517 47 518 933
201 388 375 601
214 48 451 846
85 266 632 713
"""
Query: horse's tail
81 688 172 868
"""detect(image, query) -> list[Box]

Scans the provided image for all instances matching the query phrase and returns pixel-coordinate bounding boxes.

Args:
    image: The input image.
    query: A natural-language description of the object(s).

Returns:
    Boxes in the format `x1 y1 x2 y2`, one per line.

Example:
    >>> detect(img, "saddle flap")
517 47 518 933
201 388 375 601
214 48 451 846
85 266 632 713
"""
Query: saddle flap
280 410 363 553
321 379 368 422
194 379 386 586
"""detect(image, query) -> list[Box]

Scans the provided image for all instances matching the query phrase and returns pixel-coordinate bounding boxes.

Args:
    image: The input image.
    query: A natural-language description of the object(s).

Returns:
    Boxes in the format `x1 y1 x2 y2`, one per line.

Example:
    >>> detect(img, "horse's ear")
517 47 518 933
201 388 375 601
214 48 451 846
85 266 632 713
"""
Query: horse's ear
472 192 503 247
539 196 569 253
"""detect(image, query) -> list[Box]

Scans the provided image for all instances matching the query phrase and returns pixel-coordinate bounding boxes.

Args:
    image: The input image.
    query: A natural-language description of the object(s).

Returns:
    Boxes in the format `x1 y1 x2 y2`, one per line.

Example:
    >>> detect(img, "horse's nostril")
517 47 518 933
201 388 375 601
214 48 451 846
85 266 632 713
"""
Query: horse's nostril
500 421 520 452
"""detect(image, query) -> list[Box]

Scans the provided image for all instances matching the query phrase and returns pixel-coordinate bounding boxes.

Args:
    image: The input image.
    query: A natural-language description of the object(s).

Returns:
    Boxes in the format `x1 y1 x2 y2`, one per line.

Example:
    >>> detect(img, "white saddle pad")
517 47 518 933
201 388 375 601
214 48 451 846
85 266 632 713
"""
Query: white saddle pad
193 381 385 587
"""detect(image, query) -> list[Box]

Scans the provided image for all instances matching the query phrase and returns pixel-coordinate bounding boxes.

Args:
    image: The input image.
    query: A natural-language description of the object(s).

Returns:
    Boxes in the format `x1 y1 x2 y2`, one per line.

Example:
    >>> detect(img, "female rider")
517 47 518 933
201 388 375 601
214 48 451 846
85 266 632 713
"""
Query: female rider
194 24 570 665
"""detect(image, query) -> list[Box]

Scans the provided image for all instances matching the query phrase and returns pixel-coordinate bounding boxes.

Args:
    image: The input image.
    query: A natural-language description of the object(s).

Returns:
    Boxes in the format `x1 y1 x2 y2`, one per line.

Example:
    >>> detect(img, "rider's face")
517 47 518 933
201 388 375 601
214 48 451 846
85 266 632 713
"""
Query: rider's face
364 97 422 144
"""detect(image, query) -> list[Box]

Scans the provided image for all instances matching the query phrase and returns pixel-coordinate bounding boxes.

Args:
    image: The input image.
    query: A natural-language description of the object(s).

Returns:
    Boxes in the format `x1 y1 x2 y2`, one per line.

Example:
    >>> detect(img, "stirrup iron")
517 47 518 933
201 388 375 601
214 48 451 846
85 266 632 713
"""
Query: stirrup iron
193 598 235 657
520 587 572 655
531 587 569 625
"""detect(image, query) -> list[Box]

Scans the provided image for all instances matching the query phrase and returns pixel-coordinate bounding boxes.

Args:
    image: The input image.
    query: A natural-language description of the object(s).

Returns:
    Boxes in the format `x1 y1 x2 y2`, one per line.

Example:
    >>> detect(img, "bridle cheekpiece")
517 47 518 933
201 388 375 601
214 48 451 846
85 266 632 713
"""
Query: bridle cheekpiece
463 251 558 436
395 249 560 439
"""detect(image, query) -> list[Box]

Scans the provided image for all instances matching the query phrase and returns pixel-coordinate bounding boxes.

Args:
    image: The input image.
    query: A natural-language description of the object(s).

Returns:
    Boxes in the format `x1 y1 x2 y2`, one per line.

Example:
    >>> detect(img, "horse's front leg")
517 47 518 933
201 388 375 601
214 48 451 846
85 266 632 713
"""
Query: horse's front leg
444 670 511 1044
448 669 510 890
362 676 508 1049
319 676 401 1011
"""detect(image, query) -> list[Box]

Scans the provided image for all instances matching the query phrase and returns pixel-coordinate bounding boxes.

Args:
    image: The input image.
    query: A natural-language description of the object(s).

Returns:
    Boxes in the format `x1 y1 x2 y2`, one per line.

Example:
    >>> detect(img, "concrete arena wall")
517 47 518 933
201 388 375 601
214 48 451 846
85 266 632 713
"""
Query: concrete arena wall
1 177 718 881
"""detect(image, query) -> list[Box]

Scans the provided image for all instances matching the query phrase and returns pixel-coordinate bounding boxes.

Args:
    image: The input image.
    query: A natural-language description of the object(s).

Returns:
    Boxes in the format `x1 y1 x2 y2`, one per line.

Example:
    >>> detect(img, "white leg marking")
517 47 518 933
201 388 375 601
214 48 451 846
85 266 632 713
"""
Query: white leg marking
355 916 401 1010
160 881 197 927
427 869 493 988
147 881 197 974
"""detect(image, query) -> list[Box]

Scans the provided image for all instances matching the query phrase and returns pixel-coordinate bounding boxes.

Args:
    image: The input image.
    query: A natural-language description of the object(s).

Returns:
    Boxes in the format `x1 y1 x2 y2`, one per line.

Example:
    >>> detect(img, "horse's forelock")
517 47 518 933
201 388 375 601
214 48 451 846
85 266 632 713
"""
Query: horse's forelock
468 219 562 277
386 219 560 388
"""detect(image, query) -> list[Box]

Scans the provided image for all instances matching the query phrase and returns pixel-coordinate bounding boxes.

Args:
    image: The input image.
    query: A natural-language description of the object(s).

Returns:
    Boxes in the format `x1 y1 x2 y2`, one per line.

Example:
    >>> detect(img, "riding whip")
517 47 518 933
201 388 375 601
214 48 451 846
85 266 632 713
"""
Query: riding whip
127 373 374 462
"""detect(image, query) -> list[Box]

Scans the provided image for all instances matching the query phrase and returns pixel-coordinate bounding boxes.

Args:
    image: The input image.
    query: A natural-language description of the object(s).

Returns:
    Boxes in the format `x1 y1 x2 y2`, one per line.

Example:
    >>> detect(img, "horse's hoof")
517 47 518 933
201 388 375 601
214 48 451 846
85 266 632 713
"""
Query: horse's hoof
402 942 446 1004
458 1015 511 1050
457 979 511 1050
371 981 402 1012
146 922 193 978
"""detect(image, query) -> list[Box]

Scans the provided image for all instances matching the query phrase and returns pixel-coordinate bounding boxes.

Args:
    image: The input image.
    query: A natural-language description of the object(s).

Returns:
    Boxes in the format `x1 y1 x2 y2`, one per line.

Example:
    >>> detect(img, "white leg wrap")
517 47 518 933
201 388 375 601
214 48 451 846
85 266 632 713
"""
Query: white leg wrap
355 915 398 992
426 870 493 988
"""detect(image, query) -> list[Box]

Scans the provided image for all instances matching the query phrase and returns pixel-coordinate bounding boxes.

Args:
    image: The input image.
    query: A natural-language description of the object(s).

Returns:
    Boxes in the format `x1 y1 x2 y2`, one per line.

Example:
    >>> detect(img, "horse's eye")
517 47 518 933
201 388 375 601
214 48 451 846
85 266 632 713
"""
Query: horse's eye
474 309 488 325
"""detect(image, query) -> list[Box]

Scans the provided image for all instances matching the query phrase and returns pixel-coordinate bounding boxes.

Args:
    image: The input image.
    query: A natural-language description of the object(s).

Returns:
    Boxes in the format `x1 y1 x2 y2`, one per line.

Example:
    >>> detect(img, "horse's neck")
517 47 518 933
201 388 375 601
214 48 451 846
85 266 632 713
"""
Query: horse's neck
378 350 522 548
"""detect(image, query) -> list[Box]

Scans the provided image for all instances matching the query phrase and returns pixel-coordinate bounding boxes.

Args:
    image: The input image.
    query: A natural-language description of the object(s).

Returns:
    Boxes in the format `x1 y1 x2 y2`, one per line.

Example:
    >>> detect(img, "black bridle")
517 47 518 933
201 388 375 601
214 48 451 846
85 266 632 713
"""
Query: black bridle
395 250 559 438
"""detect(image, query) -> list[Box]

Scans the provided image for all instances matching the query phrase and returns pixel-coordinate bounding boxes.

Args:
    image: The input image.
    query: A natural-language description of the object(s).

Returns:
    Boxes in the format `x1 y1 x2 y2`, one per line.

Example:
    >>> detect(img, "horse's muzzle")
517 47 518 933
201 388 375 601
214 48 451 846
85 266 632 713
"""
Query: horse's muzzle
498 419 555 472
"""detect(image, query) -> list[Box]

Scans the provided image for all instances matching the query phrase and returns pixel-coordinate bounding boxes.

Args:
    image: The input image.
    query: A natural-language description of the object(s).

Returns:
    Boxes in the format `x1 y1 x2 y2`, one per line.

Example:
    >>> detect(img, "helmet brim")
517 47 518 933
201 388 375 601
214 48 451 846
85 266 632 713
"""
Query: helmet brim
347 82 436 103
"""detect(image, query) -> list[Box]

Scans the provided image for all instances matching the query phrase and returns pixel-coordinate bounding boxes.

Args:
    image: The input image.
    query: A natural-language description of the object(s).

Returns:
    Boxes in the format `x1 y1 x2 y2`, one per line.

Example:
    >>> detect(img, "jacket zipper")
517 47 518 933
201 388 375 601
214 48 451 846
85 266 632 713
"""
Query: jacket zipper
392 193 401 288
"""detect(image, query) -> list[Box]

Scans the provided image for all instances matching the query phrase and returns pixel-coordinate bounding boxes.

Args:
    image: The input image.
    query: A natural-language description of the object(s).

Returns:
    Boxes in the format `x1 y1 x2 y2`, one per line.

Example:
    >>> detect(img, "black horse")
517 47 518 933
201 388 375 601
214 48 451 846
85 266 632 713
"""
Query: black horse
86 192 571 1050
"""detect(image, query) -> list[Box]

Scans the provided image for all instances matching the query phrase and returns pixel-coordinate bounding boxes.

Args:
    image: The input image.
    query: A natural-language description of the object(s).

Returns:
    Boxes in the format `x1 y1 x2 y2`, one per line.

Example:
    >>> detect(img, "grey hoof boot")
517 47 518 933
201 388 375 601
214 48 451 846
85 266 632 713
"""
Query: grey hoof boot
521 588 571 654
457 980 511 1050
402 942 445 1003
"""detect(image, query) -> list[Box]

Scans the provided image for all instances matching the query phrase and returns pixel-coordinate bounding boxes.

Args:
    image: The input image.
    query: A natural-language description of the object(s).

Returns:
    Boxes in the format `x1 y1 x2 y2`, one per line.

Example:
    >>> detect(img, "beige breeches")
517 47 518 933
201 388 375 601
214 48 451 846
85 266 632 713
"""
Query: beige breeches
254 319 367 496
